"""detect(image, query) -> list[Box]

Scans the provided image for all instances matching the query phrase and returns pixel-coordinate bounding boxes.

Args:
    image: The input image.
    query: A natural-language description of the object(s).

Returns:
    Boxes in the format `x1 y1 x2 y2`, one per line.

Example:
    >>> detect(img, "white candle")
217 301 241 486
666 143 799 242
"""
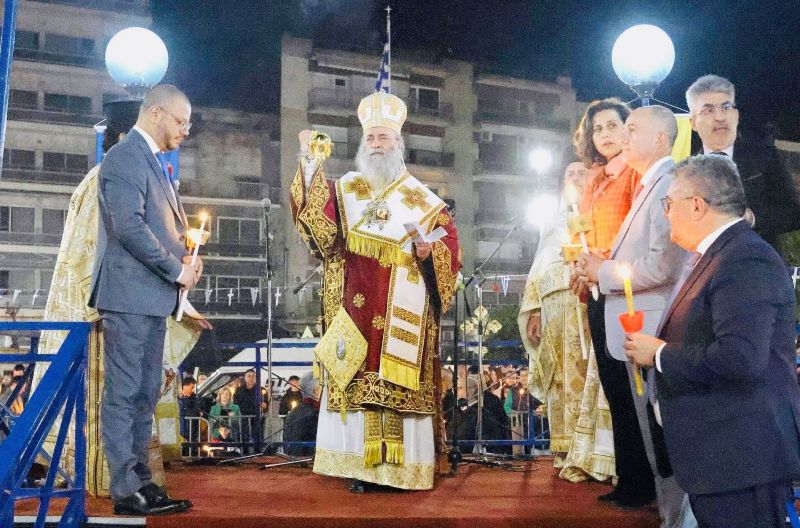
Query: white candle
566 184 599 301
176 212 207 322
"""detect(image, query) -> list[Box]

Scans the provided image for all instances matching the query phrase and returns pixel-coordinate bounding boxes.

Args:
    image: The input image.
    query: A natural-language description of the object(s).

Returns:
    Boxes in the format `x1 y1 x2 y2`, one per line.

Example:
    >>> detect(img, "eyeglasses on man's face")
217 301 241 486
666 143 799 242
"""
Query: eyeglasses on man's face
660 195 697 214
694 102 737 118
159 106 192 132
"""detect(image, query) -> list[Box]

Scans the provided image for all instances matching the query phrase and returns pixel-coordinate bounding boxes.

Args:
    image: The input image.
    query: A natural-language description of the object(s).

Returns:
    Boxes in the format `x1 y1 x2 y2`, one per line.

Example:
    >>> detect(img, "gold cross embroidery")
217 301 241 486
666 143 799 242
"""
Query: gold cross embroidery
399 186 432 212
344 177 372 200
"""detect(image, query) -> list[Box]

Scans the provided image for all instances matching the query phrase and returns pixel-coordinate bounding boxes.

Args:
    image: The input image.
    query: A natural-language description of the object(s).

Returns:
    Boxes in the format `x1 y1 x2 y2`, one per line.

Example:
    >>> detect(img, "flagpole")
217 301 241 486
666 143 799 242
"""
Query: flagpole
385 5 391 90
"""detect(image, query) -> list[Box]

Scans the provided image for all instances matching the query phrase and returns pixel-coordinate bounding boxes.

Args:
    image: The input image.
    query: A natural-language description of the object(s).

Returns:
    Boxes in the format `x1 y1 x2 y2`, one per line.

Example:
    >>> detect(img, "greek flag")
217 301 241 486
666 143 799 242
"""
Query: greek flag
374 42 390 93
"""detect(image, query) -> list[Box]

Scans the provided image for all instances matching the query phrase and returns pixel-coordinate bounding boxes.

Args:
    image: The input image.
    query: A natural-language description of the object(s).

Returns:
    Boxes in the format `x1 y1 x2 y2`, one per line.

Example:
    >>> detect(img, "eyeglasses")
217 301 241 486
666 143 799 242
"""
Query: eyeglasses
660 195 697 213
159 106 192 132
693 102 737 118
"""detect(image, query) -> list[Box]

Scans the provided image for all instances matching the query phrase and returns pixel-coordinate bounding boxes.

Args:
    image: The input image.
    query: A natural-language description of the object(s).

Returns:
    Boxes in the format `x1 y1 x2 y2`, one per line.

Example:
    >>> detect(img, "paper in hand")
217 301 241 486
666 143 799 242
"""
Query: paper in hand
404 222 447 245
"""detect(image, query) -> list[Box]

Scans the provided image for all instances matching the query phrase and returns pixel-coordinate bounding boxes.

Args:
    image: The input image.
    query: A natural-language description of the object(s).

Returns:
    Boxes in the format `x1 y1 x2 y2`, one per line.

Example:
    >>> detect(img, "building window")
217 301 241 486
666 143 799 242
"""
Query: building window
15 30 38 50
4 149 35 169
5 269 35 290
334 78 346 87
214 276 261 303
43 93 92 114
42 209 66 235
44 33 94 56
216 217 261 243
0 206 35 233
410 87 440 112
43 152 89 173
40 270 53 290
0 270 8 289
10 89 37 109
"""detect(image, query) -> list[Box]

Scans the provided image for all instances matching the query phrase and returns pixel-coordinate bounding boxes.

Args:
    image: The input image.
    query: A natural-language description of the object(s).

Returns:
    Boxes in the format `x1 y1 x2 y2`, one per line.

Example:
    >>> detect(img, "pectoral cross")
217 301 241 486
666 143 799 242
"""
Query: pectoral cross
399 185 432 212
344 177 372 200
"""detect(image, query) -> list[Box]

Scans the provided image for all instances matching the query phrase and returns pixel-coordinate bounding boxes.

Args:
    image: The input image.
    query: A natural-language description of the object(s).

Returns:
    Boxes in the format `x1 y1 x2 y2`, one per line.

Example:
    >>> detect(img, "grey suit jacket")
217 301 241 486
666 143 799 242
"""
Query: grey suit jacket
599 158 687 360
89 129 188 317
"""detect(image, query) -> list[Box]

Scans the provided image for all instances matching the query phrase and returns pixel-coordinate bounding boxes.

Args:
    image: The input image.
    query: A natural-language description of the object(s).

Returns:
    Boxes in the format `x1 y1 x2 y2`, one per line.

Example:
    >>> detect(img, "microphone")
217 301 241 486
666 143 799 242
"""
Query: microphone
293 265 323 294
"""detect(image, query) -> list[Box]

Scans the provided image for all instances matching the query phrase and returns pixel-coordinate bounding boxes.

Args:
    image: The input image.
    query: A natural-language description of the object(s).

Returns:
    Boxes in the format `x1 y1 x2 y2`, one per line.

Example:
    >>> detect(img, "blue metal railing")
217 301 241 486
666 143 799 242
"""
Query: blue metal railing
0 322 90 528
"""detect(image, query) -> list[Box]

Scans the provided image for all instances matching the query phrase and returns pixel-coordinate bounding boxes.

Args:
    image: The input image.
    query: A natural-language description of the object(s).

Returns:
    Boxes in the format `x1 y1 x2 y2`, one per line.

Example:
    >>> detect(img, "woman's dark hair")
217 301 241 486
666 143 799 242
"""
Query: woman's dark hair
573 97 631 167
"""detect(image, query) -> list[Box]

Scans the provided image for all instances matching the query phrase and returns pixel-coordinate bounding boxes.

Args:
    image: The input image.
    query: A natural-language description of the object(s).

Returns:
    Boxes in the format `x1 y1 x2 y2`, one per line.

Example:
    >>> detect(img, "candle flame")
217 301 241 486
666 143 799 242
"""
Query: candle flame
199 211 208 222
615 263 631 280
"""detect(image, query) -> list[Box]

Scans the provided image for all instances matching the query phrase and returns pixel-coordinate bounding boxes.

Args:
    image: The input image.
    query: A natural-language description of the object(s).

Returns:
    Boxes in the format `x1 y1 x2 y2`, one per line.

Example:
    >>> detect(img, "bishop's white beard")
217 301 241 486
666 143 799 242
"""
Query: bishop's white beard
355 141 405 194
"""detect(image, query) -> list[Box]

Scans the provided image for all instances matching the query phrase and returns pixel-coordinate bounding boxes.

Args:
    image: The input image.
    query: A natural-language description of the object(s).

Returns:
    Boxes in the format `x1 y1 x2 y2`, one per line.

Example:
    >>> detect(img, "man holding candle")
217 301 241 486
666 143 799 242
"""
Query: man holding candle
624 155 800 528
575 106 695 526
90 85 201 516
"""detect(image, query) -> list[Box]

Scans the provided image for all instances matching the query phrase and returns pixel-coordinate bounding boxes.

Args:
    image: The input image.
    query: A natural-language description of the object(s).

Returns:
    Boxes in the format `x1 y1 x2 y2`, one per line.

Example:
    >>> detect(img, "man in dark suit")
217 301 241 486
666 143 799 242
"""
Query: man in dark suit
685 74 800 250
624 155 800 527
90 85 200 516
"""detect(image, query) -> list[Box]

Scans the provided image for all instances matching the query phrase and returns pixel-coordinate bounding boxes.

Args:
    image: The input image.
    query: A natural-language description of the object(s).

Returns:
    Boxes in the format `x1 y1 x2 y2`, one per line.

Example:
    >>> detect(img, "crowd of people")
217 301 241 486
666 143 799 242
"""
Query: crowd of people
519 74 800 527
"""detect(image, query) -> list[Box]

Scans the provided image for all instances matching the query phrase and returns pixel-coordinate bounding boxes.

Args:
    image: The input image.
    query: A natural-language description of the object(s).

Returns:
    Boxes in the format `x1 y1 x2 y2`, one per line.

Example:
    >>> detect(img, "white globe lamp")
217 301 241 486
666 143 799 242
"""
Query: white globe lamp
525 193 559 231
612 24 675 103
105 27 169 98
528 147 554 175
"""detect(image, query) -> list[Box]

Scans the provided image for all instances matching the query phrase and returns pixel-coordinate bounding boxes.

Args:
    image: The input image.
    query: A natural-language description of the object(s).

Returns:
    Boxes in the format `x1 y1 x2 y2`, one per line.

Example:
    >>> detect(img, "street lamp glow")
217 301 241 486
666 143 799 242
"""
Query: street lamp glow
526 193 559 230
612 24 674 98
528 148 553 174
105 27 168 97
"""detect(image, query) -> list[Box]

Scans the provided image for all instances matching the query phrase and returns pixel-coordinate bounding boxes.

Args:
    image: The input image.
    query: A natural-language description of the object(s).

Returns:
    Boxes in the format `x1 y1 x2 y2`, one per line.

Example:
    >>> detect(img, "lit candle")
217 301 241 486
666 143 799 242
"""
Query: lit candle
616 264 635 316
615 263 643 396
565 184 599 301
176 211 208 322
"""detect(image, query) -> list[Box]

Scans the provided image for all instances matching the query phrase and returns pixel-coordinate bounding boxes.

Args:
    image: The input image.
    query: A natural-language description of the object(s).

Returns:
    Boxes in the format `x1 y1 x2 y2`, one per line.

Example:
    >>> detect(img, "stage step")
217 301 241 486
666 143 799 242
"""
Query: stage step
14 515 145 527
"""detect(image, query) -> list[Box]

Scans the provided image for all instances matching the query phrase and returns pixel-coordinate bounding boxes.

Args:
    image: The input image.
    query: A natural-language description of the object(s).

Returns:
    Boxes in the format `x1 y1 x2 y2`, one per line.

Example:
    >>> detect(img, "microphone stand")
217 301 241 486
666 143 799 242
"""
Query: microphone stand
450 218 524 472
262 201 274 455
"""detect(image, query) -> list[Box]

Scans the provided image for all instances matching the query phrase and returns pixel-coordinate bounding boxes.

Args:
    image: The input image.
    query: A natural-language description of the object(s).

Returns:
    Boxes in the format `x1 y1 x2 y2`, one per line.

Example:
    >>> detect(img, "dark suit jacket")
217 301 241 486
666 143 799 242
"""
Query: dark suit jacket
89 129 188 317
732 140 800 248
656 220 800 495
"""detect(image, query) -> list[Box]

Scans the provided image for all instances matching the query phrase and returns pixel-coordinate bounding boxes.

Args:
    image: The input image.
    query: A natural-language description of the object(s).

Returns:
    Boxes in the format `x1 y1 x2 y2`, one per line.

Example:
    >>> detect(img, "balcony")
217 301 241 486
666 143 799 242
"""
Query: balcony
0 231 62 246
13 47 104 69
204 241 265 258
475 109 570 132
1 167 85 186
180 180 280 203
31 0 151 16
406 149 454 168
474 158 522 176
472 258 531 276
407 100 454 121
8 107 104 127
308 88 360 111
474 208 517 225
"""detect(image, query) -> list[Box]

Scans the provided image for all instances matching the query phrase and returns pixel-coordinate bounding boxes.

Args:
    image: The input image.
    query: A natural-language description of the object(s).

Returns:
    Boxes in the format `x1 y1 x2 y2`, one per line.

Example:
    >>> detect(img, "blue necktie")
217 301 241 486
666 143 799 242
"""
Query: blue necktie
155 152 171 181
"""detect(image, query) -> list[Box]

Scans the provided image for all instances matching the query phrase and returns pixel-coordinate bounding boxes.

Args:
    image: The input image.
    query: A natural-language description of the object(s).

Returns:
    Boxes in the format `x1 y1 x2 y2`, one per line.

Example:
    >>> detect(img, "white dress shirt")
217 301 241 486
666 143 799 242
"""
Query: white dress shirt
702 145 734 157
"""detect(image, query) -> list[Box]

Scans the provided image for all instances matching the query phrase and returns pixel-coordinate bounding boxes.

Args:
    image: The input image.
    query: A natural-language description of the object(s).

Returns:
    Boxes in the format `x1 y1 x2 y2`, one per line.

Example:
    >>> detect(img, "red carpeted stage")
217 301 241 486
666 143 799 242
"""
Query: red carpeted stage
18 456 660 527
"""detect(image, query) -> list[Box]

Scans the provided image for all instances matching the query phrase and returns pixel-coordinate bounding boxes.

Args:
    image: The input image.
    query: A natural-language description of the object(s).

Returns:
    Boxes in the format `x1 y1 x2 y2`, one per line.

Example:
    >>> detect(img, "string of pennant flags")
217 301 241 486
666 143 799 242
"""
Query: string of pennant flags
1 268 798 309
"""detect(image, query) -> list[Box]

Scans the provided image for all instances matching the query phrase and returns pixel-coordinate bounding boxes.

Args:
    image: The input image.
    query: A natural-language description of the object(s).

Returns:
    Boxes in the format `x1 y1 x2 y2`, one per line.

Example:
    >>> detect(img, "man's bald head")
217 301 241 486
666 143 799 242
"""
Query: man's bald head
136 84 192 151
622 105 677 172
139 84 189 118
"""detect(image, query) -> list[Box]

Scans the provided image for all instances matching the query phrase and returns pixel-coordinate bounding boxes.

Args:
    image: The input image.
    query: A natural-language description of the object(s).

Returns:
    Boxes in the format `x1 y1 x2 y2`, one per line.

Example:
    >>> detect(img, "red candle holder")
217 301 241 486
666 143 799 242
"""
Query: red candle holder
618 310 644 333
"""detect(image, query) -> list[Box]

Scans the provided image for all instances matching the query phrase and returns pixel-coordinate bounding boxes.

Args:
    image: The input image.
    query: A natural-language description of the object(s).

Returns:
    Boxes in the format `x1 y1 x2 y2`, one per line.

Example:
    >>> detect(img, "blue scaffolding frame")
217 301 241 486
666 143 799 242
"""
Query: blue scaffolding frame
0 322 90 528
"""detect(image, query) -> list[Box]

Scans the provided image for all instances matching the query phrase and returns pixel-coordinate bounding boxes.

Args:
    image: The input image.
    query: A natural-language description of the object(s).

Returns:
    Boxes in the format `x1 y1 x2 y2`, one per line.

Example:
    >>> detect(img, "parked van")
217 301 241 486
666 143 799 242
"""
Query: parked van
197 338 317 401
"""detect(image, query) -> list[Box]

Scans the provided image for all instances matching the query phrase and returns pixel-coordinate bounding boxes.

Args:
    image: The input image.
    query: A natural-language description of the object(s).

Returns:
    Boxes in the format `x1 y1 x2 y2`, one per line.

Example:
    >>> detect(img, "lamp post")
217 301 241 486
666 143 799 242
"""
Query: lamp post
98 27 169 163
612 24 675 107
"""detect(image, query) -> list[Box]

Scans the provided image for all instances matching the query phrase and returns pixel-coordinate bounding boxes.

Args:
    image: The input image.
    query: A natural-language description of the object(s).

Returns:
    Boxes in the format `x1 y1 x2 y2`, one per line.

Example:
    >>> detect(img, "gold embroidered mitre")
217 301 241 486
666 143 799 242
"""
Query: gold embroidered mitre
357 91 407 134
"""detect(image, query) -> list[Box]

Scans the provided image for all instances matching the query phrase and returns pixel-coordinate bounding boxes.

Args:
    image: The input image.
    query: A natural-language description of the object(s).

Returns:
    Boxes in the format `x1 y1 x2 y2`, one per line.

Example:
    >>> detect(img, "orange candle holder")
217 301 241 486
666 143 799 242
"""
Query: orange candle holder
618 310 645 396
618 310 644 333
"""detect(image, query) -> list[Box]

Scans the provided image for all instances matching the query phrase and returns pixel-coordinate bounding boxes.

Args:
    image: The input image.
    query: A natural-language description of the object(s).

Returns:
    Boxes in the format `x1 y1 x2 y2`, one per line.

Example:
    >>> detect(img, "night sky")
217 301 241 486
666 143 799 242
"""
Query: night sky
150 0 800 141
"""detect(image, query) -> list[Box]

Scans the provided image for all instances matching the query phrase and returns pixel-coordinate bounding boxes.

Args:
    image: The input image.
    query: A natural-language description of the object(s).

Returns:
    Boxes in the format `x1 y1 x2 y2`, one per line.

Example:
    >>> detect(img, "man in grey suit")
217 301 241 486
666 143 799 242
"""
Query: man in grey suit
576 106 696 527
89 85 200 516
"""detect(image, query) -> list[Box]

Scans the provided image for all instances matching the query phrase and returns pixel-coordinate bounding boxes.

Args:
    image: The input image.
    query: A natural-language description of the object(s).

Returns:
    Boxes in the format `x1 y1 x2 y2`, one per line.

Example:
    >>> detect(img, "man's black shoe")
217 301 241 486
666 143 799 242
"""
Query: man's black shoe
614 493 656 510
140 483 192 512
349 479 367 494
112 491 185 516
597 489 621 502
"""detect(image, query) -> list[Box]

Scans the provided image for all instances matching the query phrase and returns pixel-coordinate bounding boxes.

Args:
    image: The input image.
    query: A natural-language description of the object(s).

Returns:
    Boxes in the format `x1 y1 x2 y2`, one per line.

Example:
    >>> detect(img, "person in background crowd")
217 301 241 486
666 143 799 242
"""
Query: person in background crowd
279 375 303 416
209 388 240 443
283 372 321 457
